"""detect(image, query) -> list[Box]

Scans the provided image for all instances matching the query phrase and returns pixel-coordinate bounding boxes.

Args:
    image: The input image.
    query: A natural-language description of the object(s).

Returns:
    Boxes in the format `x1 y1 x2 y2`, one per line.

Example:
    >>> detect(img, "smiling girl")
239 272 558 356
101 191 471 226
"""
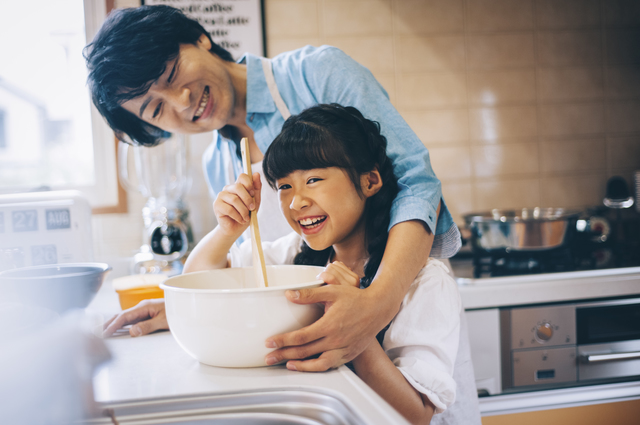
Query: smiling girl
183 104 478 424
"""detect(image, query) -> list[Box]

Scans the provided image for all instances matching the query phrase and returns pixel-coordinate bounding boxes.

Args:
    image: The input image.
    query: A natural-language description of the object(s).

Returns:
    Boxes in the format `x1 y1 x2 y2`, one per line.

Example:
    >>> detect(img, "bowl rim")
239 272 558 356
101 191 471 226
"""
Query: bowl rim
0 263 112 280
160 265 326 294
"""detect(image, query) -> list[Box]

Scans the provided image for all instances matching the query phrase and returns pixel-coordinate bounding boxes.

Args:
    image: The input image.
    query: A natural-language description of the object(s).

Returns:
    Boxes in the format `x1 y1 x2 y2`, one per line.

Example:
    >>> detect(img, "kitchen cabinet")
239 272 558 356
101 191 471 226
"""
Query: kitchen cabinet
482 398 640 425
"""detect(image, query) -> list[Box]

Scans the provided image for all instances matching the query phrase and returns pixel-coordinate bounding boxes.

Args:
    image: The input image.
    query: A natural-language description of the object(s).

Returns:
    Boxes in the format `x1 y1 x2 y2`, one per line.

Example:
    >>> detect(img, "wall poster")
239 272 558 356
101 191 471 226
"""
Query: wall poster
142 0 265 60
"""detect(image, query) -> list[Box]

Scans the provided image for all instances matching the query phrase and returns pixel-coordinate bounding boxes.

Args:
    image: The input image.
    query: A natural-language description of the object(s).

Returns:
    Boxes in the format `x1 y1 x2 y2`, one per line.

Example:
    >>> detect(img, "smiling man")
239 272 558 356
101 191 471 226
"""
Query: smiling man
85 5 462 373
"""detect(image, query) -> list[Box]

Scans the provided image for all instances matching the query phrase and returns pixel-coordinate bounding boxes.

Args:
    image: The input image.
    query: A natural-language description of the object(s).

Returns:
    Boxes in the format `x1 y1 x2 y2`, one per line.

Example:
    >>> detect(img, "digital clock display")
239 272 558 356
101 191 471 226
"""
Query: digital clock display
12 210 38 232
46 208 71 230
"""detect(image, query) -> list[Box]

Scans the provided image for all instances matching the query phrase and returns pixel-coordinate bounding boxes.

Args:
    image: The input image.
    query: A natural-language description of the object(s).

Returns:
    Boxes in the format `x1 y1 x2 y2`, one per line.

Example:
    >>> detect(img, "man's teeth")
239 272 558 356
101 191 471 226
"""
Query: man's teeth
299 217 326 227
194 87 209 120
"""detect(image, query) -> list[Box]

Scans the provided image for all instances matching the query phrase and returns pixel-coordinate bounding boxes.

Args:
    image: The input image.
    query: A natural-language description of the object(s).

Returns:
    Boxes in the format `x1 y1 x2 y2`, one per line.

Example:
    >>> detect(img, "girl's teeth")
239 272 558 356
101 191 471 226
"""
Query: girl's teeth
194 88 209 119
299 217 325 227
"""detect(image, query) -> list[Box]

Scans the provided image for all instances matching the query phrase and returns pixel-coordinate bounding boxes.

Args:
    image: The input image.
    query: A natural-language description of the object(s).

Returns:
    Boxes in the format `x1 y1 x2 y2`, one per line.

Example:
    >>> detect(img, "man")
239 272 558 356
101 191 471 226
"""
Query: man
86 5 461 372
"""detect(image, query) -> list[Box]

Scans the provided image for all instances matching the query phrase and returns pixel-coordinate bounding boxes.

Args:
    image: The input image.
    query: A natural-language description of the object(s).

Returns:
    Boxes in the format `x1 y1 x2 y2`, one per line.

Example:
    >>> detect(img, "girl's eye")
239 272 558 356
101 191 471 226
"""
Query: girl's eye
278 183 291 190
307 178 322 184
153 103 162 119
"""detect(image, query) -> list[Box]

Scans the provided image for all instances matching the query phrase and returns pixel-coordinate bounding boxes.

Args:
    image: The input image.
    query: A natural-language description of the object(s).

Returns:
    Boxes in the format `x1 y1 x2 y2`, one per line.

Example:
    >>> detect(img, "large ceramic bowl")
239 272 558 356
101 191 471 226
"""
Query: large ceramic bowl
0 263 111 314
160 265 325 368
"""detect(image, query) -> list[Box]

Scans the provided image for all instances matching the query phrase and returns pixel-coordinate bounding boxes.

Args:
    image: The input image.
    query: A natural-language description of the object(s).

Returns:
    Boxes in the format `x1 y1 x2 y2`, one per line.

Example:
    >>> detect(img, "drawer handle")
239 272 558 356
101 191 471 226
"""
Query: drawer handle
583 351 640 363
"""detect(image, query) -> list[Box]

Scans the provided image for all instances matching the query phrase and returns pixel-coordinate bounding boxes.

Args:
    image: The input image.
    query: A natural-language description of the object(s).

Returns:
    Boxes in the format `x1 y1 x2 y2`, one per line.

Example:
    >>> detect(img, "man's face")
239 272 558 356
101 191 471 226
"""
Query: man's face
121 35 238 134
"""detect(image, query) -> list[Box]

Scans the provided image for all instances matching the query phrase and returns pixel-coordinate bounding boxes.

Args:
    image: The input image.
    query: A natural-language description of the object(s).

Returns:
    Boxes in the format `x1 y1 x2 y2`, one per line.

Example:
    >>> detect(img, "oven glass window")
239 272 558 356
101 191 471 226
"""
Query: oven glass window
577 303 640 345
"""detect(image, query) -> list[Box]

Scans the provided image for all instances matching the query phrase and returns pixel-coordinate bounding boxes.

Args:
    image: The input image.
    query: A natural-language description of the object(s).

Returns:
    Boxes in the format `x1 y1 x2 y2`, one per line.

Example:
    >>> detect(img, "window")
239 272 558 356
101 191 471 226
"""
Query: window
0 0 119 209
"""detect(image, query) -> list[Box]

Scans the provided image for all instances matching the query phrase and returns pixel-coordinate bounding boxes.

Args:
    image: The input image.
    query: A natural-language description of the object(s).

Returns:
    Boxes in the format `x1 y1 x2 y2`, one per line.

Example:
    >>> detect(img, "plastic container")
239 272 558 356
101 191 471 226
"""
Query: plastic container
113 274 167 310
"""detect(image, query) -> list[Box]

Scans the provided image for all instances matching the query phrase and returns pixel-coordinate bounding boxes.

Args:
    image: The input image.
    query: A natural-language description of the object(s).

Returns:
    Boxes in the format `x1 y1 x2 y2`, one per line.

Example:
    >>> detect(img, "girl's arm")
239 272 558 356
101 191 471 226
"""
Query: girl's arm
353 341 435 425
184 171 262 273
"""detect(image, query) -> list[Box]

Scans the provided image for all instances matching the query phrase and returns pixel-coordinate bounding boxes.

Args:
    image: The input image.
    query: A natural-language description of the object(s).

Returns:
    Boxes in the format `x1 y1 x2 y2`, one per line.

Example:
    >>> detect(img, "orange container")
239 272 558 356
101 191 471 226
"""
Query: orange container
112 274 167 310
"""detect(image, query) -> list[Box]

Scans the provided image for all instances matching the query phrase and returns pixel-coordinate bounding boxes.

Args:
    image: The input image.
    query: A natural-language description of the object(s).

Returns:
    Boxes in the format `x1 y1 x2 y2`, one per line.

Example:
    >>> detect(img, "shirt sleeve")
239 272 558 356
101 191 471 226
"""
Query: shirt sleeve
383 259 462 413
228 232 303 268
293 47 450 234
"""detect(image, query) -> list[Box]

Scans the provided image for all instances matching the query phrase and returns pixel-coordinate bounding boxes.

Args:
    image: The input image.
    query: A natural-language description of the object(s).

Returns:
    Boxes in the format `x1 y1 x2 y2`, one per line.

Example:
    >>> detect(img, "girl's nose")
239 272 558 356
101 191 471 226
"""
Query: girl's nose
289 193 310 211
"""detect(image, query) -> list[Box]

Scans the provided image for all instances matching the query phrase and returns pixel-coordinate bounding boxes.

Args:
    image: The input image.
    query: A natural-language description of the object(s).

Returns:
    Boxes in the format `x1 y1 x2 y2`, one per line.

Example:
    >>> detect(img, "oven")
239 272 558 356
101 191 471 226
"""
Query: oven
466 295 640 396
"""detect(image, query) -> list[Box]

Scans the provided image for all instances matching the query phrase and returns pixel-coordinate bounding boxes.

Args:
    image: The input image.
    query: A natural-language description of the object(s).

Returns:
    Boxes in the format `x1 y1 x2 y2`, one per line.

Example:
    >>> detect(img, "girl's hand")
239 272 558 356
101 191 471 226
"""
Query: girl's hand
318 261 360 288
213 172 261 237
102 299 168 338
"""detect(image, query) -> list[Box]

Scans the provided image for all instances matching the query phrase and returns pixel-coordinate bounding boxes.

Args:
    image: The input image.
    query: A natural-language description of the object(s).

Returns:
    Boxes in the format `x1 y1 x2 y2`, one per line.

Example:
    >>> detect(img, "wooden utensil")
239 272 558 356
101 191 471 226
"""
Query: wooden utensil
240 137 269 288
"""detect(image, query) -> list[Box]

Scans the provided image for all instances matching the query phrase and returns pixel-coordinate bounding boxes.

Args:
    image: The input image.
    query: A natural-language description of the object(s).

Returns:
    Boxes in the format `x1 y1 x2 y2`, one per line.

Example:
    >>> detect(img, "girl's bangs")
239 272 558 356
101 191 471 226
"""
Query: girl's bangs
263 123 353 187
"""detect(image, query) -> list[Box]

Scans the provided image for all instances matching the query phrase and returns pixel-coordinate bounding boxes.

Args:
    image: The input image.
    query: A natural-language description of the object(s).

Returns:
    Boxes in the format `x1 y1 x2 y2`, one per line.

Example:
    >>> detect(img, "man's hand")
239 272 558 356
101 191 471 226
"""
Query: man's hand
102 299 168 338
264 284 392 371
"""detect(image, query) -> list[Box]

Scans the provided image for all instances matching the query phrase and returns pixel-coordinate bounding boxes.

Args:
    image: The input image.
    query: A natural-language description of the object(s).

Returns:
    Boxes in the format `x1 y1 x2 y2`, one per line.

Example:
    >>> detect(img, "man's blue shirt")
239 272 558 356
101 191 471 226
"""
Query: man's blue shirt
203 45 461 257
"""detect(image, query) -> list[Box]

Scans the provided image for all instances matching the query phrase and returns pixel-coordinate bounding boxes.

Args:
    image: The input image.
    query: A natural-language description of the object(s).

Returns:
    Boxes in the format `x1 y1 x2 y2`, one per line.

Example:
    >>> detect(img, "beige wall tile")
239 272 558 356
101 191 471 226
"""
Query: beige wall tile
394 0 464 34
608 137 640 169
396 35 465 72
323 0 392 36
541 174 607 208
324 37 395 73
607 101 640 134
467 33 535 69
400 109 469 145
473 178 541 210
396 72 467 107
604 0 640 27
539 103 605 137
467 70 536 105
469 106 538 142
441 182 474 224
267 38 321 57
607 67 640 99
429 146 472 181
540 139 606 174
265 0 319 38
536 0 601 29
472 144 539 177
538 67 604 101
465 0 533 32
537 30 602 66
606 29 640 65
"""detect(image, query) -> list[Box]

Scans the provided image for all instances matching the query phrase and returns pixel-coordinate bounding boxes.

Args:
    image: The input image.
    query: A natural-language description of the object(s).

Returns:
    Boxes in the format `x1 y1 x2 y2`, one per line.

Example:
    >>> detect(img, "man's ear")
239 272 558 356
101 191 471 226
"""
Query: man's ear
361 169 383 198
197 33 212 51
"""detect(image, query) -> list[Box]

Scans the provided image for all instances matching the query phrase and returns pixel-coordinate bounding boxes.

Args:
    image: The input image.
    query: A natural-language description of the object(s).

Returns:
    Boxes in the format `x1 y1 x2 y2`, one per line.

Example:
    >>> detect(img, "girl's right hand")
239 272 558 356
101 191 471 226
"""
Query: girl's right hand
213 172 262 237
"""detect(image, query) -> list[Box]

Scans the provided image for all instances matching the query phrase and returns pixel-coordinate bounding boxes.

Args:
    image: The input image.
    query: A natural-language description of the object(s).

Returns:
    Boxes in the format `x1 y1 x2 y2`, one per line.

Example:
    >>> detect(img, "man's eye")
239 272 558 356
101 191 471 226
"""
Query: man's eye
153 103 162 119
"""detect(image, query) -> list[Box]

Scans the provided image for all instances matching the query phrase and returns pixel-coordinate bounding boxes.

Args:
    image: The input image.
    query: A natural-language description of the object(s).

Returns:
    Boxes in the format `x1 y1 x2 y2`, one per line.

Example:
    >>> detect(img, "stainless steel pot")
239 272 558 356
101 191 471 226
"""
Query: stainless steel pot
463 208 582 251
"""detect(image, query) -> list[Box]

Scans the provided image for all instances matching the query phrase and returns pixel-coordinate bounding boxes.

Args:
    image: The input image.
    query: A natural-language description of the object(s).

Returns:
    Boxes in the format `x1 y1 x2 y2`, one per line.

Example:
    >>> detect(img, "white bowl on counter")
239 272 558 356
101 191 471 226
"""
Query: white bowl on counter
160 265 325 368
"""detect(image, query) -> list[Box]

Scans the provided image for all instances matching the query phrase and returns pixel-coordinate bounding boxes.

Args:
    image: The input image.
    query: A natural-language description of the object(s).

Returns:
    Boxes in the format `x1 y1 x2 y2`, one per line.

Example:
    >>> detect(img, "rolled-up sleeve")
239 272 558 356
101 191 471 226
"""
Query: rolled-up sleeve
383 259 462 413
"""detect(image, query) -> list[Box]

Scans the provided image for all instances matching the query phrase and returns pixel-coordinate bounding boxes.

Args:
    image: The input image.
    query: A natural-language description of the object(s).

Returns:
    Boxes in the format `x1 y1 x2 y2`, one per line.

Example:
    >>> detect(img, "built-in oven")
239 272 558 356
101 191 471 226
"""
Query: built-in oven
466 296 640 396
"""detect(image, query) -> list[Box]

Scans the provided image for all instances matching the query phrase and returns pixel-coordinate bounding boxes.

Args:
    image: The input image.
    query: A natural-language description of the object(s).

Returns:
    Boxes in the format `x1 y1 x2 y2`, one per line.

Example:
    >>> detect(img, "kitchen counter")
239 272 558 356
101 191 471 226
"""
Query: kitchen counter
87 280 409 424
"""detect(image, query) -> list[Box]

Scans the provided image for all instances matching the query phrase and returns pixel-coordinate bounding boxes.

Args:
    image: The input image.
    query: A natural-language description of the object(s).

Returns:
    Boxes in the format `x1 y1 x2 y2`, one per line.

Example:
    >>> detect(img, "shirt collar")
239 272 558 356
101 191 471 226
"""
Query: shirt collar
241 53 277 115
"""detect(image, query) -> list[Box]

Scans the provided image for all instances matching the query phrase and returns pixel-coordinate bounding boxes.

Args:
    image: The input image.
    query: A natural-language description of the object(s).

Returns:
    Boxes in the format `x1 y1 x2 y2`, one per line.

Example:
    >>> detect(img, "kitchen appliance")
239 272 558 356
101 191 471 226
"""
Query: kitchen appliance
465 292 640 396
161 265 324 367
0 190 93 272
118 135 194 276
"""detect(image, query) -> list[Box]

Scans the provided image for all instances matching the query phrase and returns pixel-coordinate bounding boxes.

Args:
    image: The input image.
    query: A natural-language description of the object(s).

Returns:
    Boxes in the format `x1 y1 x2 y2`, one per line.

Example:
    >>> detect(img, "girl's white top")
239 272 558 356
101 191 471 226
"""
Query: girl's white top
229 232 462 412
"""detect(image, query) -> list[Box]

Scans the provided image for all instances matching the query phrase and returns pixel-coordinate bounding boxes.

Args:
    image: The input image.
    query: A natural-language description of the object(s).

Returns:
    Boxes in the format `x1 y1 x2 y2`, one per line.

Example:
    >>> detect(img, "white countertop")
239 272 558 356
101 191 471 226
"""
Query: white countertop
457 266 640 310
87 280 409 424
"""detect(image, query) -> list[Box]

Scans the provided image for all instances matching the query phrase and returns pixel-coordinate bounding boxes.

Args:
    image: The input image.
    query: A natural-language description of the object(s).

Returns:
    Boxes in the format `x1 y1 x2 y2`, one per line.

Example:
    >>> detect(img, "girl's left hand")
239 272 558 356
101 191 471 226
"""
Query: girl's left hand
318 261 360 288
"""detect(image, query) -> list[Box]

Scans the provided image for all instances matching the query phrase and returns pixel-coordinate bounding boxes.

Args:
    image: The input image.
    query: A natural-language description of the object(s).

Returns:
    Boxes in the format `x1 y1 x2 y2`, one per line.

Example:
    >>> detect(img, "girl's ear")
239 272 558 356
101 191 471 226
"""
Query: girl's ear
361 169 383 198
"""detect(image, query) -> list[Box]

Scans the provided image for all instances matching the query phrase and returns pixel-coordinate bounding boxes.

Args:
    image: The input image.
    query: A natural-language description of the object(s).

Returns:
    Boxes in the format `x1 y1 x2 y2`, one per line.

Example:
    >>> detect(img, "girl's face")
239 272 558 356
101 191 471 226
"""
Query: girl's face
120 34 242 134
276 167 380 252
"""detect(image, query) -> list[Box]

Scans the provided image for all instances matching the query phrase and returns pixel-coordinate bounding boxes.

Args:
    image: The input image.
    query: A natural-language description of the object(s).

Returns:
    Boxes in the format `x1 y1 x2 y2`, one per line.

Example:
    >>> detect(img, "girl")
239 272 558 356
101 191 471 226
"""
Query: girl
184 104 478 425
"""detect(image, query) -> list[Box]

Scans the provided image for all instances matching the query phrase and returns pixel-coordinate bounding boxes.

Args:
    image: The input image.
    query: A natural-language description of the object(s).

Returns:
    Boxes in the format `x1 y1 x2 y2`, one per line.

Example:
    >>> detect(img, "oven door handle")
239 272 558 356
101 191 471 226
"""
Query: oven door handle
582 351 640 363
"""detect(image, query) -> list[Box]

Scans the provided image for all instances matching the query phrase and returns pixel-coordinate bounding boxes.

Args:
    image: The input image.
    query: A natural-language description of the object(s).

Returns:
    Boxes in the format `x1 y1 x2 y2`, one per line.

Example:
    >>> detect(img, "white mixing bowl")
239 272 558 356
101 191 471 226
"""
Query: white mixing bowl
160 265 325 368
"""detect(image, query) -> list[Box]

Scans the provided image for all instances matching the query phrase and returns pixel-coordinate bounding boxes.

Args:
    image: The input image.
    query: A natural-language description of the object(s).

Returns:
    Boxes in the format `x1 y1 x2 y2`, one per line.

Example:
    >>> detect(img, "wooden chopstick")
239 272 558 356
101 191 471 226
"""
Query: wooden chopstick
240 138 269 288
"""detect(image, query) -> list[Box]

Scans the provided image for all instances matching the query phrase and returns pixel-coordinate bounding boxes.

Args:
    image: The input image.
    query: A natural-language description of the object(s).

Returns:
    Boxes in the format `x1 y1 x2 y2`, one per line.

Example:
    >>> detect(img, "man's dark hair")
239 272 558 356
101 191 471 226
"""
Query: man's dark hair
83 5 234 146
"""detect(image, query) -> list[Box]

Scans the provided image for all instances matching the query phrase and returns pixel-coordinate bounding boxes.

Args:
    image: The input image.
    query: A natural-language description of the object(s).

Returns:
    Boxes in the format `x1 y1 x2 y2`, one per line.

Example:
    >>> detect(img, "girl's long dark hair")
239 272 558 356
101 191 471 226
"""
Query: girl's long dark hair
263 104 399 289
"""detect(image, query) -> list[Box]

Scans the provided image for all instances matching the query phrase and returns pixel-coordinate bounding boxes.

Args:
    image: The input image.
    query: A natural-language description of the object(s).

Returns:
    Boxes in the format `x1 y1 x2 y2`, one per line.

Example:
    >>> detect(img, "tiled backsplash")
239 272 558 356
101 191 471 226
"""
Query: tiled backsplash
94 0 640 269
